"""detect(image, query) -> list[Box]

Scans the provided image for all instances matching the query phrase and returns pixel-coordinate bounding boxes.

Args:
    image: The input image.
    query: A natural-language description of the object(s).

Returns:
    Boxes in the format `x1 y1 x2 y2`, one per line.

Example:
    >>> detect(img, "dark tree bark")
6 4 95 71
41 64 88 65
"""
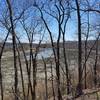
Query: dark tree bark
35 6 62 100
42 57 48 100
32 39 42 100
50 61 55 100
84 11 90 89
16 36 33 100
94 38 99 87
75 0 83 96
0 55 3 100
62 32 70 94
16 45 26 100
0 30 10 100
6 0 18 99
55 5 62 99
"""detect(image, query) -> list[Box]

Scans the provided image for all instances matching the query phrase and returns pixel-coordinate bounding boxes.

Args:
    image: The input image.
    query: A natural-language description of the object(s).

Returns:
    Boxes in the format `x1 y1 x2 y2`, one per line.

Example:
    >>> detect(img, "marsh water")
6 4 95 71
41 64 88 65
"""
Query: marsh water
26 48 53 60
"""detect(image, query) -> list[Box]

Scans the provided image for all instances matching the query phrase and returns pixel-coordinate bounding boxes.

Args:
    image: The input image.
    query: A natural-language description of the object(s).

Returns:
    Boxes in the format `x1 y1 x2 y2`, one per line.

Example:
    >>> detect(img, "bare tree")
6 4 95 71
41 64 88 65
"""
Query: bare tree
6 0 18 99
94 36 99 87
75 0 83 96
34 3 63 100
50 61 55 100
0 29 10 100
42 57 48 100
16 44 26 100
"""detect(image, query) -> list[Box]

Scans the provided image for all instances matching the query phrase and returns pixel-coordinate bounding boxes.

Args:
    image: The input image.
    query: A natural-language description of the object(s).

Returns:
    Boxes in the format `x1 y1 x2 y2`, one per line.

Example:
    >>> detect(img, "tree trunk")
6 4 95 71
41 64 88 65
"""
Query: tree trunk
75 0 83 96
6 0 18 99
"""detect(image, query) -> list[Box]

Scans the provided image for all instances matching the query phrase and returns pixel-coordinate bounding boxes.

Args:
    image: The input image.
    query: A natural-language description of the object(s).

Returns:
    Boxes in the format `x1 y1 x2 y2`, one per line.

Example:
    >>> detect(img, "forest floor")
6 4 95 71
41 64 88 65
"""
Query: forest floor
1 50 100 100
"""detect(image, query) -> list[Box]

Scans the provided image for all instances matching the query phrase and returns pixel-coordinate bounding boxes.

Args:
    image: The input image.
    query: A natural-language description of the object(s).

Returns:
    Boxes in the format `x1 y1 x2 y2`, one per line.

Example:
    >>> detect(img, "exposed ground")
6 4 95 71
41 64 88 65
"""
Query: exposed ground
1 48 100 100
